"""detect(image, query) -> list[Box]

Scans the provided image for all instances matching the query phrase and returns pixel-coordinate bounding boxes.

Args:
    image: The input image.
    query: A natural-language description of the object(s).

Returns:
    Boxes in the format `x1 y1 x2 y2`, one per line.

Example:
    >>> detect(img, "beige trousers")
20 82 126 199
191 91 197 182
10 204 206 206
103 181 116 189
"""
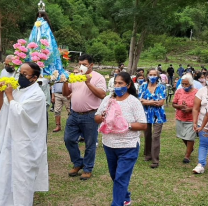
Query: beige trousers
54 93 70 116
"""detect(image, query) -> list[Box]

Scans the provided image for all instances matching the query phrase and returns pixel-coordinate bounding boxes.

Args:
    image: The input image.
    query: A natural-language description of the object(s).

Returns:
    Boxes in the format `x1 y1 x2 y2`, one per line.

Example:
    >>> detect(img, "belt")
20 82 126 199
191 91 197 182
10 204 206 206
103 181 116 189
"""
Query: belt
55 92 62 94
73 109 97 115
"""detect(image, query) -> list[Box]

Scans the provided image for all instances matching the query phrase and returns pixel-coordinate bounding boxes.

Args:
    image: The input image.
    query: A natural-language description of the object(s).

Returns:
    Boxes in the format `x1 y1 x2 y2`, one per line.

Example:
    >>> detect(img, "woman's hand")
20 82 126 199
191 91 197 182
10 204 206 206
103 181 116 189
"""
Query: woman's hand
196 126 203 132
181 106 192 113
193 123 198 131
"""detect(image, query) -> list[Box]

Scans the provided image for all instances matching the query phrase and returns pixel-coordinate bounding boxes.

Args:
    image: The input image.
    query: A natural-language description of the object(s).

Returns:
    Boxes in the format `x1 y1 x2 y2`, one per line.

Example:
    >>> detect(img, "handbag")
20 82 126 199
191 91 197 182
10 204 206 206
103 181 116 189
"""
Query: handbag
99 98 128 134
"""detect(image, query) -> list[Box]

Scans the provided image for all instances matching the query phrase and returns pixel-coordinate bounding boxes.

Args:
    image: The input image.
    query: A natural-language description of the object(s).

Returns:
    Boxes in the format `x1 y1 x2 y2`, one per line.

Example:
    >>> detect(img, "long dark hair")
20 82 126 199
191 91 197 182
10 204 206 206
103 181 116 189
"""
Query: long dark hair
114 72 137 98
36 11 52 29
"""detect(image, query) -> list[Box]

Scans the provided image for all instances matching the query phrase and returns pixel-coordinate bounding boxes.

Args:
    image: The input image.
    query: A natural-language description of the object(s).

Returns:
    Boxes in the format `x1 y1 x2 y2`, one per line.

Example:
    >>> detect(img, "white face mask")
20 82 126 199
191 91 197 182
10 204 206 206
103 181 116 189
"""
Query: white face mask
79 64 88 74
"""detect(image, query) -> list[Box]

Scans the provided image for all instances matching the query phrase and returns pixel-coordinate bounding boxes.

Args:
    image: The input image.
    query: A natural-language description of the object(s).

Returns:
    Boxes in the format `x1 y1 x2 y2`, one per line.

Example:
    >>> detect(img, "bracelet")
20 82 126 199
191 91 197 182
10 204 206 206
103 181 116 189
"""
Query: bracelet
128 123 132 130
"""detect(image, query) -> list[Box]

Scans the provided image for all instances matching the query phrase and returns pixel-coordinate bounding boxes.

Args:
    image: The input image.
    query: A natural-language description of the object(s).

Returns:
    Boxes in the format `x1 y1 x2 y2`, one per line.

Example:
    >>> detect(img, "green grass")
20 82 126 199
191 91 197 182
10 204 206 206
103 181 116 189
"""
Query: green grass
34 106 208 206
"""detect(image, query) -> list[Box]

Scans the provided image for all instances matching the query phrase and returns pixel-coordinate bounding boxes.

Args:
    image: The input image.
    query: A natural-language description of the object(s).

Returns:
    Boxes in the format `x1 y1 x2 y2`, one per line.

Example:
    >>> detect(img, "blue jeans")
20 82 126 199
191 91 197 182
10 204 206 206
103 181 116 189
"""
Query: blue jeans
104 144 140 206
198 130 208 167
64 110 98 172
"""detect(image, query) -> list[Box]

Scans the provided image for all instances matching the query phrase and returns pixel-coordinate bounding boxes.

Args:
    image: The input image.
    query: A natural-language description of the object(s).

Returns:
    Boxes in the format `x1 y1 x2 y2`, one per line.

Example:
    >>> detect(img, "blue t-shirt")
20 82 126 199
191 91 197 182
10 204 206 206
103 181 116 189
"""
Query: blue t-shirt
138 83 167 124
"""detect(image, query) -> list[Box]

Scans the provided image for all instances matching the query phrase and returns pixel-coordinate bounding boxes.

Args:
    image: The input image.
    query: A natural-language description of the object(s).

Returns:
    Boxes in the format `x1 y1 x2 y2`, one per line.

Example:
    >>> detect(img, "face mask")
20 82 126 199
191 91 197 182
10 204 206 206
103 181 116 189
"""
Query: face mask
137 79 144 85
114 86 128 97
148 76 158 84
5 66 14 73
79 64 89 74
199 78 205 83
183 85 192 92
18 73 34 88
114 73 118 78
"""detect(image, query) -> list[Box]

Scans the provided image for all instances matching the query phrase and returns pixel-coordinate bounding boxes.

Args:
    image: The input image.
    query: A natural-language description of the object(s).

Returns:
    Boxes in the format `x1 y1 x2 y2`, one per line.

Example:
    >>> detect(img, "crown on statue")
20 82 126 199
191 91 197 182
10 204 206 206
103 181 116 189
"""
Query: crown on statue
38 0 45 12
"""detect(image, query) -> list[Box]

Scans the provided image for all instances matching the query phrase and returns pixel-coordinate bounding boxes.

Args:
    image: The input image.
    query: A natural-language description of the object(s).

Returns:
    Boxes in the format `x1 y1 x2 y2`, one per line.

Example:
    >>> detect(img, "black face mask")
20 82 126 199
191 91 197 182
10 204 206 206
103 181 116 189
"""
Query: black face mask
18 73 34 88
5 66 14 73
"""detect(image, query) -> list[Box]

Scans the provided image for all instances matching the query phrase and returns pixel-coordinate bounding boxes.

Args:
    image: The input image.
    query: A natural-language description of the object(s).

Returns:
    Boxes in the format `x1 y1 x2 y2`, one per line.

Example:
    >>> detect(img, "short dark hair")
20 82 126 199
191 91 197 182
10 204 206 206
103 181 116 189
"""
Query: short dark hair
78 54 93 64
136 68 144 73
25 62 41 78
136 73 145 79
114 72 137 98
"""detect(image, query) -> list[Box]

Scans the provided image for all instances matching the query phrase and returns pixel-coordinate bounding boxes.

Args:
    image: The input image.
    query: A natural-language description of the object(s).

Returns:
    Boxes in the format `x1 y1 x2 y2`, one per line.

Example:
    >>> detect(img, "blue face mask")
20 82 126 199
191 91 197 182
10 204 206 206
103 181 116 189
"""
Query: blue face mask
137 79 144 85
148 76 158 84
183 85 192 92
114 86 128 97
114 73 118 78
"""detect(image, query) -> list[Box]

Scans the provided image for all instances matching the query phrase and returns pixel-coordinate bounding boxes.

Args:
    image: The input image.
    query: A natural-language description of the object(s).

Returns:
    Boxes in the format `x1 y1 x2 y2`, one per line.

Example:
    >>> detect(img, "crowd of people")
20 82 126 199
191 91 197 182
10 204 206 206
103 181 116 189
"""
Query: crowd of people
1 56 208 206
0 3 208 206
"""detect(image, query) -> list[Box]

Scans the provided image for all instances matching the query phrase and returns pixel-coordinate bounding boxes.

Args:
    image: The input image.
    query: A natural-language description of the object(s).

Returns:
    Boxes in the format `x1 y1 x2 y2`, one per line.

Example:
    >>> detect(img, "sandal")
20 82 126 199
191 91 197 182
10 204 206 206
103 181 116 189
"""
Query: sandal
183 158 190 164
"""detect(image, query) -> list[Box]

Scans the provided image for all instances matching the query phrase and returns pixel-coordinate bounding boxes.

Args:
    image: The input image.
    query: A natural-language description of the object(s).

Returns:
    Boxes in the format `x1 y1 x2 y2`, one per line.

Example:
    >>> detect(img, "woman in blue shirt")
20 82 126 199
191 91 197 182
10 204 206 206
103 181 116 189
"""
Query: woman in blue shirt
138 69 167 168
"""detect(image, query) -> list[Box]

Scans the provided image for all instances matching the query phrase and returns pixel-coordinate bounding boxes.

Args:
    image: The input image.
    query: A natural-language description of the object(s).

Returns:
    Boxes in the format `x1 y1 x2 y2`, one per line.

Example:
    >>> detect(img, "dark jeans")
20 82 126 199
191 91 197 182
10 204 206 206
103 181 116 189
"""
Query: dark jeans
104 144 140 206
168 76 173 85
64 110 98 172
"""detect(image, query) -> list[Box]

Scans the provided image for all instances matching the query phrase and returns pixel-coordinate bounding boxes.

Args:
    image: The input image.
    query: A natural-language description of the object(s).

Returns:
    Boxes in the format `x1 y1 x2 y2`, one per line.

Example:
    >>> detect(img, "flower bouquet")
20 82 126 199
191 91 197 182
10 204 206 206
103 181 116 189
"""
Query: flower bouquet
68 73 92 83
59 49 70 69
12 38 50 70
0 77 19 92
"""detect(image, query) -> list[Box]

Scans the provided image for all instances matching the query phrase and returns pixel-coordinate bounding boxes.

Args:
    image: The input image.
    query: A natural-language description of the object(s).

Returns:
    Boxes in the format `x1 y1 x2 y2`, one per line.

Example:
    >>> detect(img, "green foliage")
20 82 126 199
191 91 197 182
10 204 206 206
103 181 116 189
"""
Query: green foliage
114 44 127 64
149 43 167 60
199 50 208 63
87 41 109 64
54 27 84 51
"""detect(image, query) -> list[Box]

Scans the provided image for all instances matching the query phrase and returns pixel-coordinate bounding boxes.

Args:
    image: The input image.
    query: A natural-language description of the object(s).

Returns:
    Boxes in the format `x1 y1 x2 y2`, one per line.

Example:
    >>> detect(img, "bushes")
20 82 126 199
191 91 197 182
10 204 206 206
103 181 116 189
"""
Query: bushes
114 44 127 64
86 31 128 64
149 43 167 60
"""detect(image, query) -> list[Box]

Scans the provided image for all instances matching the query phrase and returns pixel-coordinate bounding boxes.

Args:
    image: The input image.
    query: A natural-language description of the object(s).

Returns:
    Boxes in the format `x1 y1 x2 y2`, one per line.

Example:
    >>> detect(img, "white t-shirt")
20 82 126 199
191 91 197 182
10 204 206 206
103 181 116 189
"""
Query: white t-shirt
96 94 147 148
108 77 115 96
0 68 15 78
195 87 208 130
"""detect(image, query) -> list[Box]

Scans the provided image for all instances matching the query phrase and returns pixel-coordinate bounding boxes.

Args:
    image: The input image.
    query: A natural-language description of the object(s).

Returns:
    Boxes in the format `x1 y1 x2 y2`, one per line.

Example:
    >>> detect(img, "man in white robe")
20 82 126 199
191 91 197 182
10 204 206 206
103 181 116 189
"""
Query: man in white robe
0 62 49 206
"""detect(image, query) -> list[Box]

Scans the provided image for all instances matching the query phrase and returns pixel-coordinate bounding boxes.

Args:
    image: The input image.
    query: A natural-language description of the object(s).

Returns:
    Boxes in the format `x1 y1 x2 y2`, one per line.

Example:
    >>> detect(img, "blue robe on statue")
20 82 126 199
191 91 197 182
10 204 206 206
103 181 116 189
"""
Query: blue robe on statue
29 17 68 78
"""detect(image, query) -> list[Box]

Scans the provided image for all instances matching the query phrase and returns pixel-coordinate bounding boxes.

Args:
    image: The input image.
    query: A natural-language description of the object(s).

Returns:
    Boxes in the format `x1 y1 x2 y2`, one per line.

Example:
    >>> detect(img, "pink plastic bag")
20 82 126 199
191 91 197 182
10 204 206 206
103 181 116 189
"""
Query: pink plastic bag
99 98 128 134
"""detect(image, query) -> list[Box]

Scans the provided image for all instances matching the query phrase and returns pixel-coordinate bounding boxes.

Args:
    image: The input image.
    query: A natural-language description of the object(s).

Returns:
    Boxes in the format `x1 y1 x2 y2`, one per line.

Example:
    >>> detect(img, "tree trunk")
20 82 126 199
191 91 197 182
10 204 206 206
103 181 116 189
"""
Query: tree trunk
127 0 139 74
131 29 147 74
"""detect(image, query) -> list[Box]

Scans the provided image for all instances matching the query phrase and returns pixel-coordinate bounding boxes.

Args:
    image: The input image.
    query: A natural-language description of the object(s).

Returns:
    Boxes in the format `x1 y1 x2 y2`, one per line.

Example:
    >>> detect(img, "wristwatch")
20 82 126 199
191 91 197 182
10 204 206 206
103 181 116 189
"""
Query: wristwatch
128 123 132 130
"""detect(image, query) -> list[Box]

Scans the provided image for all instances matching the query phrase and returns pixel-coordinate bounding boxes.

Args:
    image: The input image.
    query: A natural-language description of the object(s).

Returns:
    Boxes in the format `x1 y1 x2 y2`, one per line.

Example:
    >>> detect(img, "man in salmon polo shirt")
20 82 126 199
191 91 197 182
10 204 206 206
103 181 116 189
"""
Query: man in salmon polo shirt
63 54 106 180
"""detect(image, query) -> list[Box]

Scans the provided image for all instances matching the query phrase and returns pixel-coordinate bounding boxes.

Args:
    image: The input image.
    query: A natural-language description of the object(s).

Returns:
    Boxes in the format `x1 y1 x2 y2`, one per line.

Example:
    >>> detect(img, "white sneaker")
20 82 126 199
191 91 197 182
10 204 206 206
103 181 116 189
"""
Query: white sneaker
124 201 131 206
193 163 205 174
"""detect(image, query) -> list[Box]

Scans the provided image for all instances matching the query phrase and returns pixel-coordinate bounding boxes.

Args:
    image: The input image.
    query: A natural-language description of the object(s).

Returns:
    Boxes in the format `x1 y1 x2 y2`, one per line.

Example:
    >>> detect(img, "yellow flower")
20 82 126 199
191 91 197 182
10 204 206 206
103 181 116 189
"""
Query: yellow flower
35 21 42 27
68 73 90 83
0 77 19 91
